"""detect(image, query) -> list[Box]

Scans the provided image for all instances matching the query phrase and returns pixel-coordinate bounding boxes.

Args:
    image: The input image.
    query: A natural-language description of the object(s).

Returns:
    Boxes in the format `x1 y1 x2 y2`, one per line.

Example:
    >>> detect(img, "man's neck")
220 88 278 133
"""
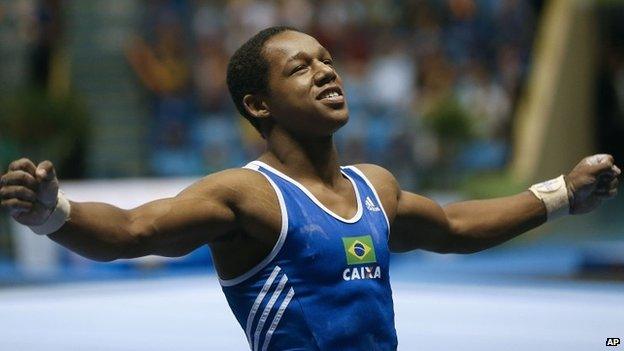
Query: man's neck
259 127 343 186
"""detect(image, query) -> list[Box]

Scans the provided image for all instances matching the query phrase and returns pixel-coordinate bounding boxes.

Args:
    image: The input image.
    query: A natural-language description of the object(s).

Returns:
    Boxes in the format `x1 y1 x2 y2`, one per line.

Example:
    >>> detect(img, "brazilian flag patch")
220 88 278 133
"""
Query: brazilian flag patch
342 235 377 265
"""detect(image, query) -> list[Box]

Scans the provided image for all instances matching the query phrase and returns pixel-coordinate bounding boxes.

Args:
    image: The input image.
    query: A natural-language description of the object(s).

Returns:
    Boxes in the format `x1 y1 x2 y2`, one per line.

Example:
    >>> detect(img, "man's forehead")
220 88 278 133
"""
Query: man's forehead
264 31 327 60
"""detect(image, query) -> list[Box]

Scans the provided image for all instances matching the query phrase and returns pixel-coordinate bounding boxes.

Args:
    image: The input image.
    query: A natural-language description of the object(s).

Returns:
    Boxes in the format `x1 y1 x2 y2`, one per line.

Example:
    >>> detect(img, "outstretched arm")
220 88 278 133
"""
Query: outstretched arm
391 190 547 253
0 158 243 261
363 155 620 254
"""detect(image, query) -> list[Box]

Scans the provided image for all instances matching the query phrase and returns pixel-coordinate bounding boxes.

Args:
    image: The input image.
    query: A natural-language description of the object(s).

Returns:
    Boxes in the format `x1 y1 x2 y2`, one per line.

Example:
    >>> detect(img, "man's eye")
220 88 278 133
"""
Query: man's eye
291 65 307 74
323 59 333 66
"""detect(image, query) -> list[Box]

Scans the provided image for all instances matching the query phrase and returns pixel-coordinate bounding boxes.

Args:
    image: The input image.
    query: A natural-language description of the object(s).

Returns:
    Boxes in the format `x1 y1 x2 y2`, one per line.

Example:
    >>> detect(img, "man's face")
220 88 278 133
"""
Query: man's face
262 31 349 137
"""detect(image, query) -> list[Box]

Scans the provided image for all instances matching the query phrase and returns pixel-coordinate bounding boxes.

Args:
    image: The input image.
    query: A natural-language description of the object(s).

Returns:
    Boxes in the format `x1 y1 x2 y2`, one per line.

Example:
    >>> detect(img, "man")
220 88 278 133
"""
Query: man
0 26 620 350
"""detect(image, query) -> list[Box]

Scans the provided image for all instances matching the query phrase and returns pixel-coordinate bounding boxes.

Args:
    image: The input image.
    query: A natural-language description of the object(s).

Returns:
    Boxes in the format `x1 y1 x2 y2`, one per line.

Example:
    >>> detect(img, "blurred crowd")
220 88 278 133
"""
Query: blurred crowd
127 0 541 188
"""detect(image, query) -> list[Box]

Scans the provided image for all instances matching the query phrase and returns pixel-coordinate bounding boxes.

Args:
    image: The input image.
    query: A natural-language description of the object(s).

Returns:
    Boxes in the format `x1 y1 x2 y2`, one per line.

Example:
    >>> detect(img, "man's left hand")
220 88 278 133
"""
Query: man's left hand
566 154 620 215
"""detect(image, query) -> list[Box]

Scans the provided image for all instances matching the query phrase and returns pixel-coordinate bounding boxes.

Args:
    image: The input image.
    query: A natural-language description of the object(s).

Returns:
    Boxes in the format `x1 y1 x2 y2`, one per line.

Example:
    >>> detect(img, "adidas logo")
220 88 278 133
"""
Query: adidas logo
365 196 380 212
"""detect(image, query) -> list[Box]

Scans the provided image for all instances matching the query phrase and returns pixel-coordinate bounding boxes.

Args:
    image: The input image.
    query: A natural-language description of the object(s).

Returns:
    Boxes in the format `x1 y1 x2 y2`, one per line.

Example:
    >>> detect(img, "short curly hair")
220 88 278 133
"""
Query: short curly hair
226 26 299 137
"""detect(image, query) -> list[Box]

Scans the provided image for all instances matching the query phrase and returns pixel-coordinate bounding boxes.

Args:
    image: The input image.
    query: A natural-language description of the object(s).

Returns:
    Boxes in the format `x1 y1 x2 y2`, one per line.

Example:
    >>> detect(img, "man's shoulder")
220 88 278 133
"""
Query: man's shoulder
178 167 274 202
207 167 269 184
348 164 401 216
349 164 400 192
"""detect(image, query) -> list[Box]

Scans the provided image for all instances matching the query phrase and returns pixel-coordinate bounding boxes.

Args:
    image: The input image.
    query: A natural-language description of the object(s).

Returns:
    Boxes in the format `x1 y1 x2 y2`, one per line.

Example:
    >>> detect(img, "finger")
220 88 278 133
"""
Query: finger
587 158 615 175
595 176 618 192
595 188 618 199
9 208 28 218
596 172 618 187
36 161 59 209
8 158 37 175
0 186 37 202
593 184 618 200
36 160 57 183
598 171 616 180
0 171 38 191
585 154 614 166
1 198 34 211
613 165 621 176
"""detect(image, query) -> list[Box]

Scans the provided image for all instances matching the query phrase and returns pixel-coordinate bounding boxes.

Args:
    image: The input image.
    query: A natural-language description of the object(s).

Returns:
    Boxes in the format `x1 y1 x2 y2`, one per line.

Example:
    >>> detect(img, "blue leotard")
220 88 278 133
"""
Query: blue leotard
220 161 397 350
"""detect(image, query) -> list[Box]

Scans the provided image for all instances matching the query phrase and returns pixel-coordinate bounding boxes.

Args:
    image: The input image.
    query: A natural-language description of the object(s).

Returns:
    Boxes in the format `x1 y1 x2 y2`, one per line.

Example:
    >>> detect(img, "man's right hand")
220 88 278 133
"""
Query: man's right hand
0 159 60 226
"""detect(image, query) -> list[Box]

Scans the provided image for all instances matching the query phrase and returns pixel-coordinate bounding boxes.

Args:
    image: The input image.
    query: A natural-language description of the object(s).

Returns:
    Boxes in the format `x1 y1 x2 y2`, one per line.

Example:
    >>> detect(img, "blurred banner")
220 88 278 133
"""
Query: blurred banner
512 0 597 182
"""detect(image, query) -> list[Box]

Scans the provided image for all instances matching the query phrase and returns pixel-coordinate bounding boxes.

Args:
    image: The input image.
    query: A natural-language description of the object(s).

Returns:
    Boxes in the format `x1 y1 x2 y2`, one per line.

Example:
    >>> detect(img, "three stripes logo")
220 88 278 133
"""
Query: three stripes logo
246 266 294 351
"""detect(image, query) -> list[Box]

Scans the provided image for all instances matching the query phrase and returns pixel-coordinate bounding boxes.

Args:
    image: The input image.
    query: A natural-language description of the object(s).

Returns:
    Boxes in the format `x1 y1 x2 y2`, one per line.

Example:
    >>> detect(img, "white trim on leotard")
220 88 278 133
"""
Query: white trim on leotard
342 166 391 236
248 160 363 224
218 163 289 287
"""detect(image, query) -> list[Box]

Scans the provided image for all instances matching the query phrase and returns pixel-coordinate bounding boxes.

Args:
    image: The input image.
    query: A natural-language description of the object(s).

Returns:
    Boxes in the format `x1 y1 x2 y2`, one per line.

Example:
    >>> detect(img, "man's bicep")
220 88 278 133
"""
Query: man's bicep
123 172 240 258
389 191 452 253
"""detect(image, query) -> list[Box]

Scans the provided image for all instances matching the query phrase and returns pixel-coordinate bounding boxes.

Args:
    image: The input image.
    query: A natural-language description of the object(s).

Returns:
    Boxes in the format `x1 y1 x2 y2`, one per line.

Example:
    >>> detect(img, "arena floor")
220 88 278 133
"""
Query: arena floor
1 274 622 351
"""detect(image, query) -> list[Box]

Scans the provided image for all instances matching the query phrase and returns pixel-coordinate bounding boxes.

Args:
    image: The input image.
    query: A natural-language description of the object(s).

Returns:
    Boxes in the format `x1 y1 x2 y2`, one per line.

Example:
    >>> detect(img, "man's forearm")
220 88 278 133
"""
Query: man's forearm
48 202 140 262
442 191 547 253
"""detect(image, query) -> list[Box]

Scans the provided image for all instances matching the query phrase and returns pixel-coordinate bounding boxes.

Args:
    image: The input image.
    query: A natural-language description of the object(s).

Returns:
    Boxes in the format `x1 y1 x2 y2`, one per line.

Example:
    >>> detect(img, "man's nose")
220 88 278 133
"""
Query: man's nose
313 61 336 86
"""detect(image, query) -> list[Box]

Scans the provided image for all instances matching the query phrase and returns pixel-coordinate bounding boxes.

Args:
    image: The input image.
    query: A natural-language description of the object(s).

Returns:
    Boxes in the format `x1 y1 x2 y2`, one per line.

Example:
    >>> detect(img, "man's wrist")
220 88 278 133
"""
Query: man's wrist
563 175 575 209
28 190 71 235
528 175 570 221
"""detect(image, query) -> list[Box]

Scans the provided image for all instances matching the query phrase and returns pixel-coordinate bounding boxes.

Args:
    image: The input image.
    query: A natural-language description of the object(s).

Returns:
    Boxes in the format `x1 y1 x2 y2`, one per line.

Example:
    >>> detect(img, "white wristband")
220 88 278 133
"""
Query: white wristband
29 191 71 235
528 175 570 221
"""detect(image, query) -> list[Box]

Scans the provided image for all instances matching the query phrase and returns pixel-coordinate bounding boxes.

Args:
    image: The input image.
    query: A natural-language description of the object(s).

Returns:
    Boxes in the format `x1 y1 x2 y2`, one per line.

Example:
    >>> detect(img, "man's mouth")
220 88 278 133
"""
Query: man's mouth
316 86 345 105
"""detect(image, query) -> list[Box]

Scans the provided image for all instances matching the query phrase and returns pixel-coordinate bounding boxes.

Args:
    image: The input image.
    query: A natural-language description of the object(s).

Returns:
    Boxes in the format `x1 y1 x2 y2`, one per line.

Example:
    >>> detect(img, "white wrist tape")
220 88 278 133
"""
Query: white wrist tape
528 175 570 221
29 191 71 235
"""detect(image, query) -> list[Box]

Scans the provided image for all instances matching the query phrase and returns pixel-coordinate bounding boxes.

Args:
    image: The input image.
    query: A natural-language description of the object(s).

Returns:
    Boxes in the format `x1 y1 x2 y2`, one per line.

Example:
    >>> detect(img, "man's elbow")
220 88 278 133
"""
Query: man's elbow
430 239 486 254
68 243 128 263
87 252 120 263
85 231 146 262
441 219 492 254
117 216 155 259
442 242 488 254
84 210 154 261
447 232 502 254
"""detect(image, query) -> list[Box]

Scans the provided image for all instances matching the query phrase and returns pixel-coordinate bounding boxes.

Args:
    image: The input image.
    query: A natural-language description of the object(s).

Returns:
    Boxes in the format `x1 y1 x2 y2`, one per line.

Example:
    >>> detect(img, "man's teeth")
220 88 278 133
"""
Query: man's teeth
322 91 339 99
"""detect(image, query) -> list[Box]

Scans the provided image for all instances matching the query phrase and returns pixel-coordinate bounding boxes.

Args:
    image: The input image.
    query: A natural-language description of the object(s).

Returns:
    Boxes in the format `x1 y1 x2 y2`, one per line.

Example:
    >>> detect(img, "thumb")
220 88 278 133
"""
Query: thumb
35 160 59 208
36 160 57 182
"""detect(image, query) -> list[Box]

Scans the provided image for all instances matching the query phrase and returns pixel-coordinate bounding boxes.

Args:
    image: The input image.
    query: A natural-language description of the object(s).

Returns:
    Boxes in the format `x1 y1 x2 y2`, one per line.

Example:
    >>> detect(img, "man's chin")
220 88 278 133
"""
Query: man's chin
326 113 349 134
303 115 348 138
336 113 349 127
326 108 348 123
322 104 349 121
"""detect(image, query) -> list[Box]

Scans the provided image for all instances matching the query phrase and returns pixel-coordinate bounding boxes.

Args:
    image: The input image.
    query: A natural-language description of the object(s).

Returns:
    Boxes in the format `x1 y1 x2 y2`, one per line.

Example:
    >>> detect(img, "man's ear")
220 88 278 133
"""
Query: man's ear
243 94 271 121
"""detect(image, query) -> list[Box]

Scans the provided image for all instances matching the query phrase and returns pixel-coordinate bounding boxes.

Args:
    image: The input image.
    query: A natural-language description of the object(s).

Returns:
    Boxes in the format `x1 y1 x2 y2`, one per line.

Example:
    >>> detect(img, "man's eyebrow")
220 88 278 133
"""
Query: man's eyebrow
286 52 308 63
285 47 330 63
